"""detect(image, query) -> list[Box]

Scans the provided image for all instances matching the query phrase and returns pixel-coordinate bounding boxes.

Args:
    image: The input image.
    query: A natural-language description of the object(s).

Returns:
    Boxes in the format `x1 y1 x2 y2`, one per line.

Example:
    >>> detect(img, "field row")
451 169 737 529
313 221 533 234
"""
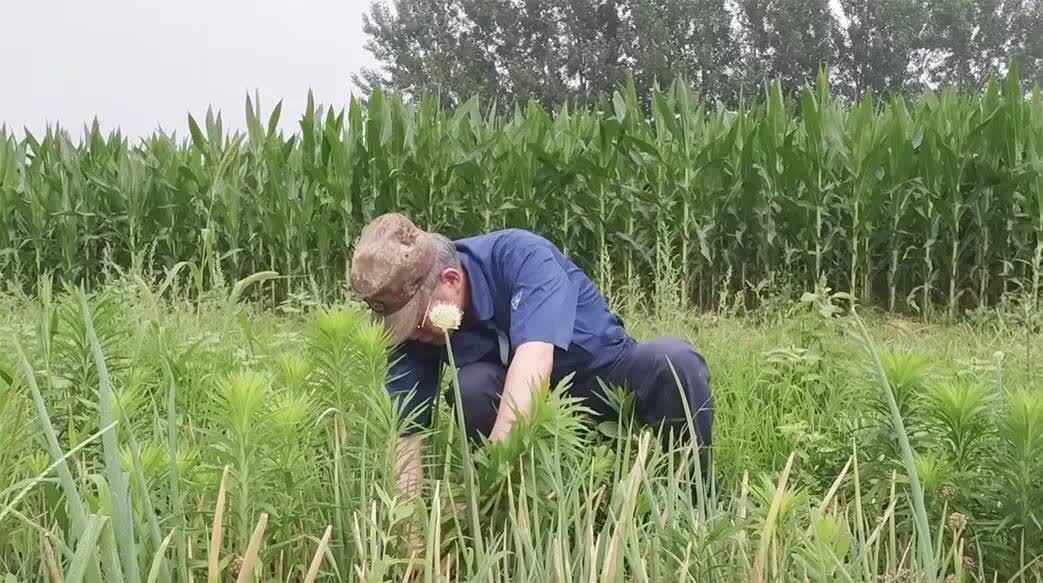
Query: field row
2 70 1043 315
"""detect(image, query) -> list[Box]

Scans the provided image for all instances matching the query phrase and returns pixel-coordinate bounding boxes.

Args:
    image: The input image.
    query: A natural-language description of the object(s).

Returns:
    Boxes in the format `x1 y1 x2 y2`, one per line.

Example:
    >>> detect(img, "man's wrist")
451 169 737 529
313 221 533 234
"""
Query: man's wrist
489 420 511 441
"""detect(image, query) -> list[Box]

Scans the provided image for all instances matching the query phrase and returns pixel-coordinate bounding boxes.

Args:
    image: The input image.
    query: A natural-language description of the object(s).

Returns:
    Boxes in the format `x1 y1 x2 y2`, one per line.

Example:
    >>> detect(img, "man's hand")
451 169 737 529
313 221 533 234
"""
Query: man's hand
488 341 554 442
394 434 424 555
395 434 423 497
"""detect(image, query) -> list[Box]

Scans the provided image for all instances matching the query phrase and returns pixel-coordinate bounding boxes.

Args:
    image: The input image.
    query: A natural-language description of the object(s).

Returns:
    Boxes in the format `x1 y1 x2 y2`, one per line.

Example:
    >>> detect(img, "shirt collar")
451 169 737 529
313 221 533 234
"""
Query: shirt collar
459 251 494 324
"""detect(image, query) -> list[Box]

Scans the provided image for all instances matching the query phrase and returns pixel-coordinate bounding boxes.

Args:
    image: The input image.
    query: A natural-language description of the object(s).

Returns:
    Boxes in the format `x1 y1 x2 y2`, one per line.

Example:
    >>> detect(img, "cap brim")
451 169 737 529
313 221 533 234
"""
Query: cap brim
377 291 425 346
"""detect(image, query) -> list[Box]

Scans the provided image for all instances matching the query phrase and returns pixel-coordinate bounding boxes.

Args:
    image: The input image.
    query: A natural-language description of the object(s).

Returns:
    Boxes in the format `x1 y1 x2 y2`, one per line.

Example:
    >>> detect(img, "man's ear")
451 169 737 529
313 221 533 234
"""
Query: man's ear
439 267 464 289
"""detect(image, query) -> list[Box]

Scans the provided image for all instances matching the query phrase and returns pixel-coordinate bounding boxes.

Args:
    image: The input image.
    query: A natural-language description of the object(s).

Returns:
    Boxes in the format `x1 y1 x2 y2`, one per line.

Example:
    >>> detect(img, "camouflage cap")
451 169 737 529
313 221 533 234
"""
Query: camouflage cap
348 213 437 344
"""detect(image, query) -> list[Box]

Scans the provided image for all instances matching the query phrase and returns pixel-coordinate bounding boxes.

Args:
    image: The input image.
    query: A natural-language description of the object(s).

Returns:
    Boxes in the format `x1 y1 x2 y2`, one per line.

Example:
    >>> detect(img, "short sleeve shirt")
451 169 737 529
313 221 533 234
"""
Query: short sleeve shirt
384 229 633 431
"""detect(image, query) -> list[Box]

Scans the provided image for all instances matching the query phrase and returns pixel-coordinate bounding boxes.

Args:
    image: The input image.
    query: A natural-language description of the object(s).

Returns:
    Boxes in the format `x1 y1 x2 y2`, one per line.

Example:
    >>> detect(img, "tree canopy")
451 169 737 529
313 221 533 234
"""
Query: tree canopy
356 0 1042 108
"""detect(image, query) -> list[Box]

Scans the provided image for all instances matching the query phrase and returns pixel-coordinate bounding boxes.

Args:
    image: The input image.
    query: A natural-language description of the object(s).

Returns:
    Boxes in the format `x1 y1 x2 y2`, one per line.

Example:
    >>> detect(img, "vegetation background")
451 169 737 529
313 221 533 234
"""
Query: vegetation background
357 0 1043 108
1 1 1042 581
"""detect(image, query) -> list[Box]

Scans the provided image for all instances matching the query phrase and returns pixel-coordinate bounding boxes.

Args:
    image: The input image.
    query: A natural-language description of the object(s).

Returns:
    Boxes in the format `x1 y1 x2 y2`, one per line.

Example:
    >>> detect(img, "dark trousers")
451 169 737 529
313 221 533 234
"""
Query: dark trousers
447 337 713 466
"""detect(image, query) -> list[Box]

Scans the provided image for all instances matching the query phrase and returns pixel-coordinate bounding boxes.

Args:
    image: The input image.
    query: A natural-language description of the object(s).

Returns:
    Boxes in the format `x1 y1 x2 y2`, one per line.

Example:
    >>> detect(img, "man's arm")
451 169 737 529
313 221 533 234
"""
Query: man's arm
387 340 436 554
392 433 425 558
384 341 440 499
490 240 578 441
488 340 555 442
395 433 423 497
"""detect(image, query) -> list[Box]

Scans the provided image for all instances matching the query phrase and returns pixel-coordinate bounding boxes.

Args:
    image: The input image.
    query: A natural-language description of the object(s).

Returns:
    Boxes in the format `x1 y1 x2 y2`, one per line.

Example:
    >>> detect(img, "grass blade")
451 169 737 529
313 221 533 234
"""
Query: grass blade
234 512 268 583
751 451 796 583
164 365 189 578
43 533 63 583
146 532 175 583
11 338 90 537
600 432 651 582
0 420 116 528
116 399 169 583
79 289 141 583
65 515 108 583
851 311 937 581
208 466 230 583
228 270 279 305
302 525 332 583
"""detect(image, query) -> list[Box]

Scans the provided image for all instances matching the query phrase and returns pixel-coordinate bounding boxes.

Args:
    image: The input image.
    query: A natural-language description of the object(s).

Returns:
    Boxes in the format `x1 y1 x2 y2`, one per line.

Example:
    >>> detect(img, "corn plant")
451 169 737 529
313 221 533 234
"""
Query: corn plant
4 67 1043 317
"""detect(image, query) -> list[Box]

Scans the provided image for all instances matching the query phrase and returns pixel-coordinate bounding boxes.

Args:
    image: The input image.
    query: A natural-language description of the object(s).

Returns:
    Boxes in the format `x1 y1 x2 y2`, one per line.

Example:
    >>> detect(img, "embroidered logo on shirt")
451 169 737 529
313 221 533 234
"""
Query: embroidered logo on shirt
511 291 522 311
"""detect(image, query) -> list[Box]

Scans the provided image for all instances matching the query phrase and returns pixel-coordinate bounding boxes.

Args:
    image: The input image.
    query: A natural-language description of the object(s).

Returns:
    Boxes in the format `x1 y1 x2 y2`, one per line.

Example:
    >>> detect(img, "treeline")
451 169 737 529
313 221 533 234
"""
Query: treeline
357 0 1043 109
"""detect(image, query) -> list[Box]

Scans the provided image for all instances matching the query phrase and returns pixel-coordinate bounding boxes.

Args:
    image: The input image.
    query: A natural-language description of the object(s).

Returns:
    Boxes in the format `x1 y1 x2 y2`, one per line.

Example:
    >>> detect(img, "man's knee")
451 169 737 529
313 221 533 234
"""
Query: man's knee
449 361 505 439
627 338 713 446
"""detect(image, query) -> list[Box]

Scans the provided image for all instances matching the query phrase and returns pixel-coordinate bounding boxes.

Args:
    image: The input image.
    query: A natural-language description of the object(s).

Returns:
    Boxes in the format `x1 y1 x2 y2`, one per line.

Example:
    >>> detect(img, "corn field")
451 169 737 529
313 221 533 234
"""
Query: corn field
2 68 1042 316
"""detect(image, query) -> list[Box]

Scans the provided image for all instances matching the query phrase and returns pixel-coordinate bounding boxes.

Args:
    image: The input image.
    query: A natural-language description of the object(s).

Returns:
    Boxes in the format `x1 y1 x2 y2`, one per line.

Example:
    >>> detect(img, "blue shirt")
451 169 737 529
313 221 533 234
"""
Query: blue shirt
385 228 634 431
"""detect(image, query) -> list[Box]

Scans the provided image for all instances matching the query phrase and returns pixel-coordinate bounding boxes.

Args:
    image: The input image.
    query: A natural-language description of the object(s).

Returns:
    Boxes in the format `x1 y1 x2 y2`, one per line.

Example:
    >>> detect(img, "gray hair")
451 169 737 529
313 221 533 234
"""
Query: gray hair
422 233 460 289
431 233 460 269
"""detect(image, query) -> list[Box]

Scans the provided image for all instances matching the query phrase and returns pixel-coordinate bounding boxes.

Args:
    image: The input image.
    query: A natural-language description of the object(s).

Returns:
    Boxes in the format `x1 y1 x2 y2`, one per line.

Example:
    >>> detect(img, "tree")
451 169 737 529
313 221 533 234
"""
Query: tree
1008 0 1043 86
557 0 632 104
834 0 929 99
356 0 1041 110
911 0 1037 90
627 0 741 104
354 0 495 107
455 0 592 108
356 0 628 108
356 0 741 109
736 0 841 94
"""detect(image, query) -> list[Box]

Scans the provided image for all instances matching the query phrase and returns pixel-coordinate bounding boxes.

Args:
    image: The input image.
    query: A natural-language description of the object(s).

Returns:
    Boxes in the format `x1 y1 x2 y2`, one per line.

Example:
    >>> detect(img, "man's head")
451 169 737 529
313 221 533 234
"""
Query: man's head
348 213 467 346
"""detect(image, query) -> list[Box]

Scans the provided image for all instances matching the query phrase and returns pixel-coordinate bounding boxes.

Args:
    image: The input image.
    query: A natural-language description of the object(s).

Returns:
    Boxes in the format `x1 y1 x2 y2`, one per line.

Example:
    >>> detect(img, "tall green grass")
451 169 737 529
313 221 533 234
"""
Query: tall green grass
2 67 1043 316
1 277 1040 580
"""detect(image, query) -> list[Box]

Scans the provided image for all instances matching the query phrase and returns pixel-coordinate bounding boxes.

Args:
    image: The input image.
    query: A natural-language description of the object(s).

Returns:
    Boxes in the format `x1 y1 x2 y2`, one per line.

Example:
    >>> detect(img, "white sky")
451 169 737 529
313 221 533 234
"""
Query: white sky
1 1 856 141
0 0 379 139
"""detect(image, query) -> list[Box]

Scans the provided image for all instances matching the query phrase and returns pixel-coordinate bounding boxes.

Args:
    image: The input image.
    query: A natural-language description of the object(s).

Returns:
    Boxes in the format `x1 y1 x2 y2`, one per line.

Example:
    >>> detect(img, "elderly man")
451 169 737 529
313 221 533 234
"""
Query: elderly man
348 212 713 495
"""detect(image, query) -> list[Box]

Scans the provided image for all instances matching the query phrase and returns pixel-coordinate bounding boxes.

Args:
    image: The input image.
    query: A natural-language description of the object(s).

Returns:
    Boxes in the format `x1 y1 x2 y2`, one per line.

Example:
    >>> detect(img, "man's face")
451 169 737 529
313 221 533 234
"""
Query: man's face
406 268 466 346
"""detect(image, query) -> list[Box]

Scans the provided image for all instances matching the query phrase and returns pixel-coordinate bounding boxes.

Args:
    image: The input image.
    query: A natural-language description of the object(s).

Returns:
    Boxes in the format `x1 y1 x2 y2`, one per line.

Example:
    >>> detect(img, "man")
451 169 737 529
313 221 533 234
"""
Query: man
348 212 713 497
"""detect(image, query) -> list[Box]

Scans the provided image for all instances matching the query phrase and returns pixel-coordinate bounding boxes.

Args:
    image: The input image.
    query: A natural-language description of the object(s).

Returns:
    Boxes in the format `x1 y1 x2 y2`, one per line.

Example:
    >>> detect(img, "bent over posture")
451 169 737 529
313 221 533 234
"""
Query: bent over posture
347 212 713 498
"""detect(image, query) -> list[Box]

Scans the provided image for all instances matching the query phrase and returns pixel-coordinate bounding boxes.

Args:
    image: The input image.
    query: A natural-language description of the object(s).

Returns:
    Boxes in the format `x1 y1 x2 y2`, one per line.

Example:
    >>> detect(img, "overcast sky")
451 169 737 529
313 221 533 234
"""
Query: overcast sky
1 0 379 139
